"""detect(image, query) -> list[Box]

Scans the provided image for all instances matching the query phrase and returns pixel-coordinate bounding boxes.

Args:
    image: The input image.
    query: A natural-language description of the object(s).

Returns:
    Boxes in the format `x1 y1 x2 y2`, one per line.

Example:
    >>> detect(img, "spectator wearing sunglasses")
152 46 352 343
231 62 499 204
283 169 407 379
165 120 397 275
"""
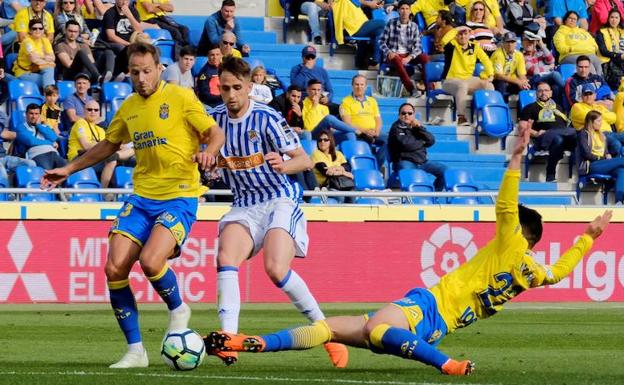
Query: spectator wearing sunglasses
218 31 242 58
12 0 55 42
54 0 92 44
388 102 447 191
13 19 56 88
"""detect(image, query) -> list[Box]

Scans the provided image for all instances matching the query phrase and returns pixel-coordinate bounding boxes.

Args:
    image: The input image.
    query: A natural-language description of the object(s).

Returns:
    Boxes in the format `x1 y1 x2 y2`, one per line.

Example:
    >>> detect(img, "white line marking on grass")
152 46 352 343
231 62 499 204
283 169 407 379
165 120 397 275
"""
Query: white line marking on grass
0 371 500 385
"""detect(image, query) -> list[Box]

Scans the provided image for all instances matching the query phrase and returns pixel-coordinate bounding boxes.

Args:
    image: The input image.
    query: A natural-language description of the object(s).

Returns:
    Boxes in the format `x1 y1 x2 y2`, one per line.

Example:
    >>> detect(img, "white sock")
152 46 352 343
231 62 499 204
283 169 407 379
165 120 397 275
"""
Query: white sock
128 342 144 354
217 269 240 333
278 270 325 322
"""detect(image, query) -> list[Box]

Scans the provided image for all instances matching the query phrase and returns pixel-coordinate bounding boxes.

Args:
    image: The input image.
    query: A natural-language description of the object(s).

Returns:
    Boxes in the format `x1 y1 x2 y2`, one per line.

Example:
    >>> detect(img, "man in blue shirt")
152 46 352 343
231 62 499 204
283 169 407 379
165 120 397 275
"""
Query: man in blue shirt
62 73 94 133
197 0 249 56
0 110 36 183
549 0 589 29
14 104 66 170
290 46 340 116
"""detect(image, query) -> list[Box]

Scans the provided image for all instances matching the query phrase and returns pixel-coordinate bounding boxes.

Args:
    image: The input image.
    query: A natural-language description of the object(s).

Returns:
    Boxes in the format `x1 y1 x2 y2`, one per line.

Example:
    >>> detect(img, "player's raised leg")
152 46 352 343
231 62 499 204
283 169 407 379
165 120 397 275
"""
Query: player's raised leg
213 222 254 365
105 234 147 368
140 224 190 332
364 304 473 376
263 227 349 368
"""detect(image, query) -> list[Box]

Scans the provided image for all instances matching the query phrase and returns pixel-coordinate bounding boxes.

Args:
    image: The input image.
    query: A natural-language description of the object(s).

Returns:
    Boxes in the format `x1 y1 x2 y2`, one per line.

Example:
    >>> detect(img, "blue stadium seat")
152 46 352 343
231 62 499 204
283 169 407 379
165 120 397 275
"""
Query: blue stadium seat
154 39 176 61
354 197 386 204
189 28 202 47
66 167 102 202
472 90 512 150
105 97 125 126
113 166 134 188
518 90 536 113
557 64 576 82
577 174 612 205
144 28 173 41
444 169 479 204
101 82 132 103
340 140 372 160
8 80 44 114
424 61 456 122
15 166 55 201
353 169 385 190
407 182 435 205
0 173 8 201
57 135 68 159
5 53 17 75
300 139 316 156
192 56 208 77
415 12 426 31
421 35 434 56
350 154 378 170
398 168 433 190
56 80 76 104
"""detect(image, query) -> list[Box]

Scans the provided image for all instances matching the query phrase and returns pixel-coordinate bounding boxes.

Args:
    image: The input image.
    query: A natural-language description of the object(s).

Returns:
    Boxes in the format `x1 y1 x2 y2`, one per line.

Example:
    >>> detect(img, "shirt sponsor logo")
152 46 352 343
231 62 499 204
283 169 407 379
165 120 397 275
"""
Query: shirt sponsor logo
217 152 265 170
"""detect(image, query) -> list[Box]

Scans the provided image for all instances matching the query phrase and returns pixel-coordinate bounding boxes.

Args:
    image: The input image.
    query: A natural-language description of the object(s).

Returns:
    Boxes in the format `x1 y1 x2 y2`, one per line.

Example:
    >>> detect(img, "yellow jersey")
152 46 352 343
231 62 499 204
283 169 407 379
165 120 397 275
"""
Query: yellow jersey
302 97 329 132
12 7 54 36
310 149 348 186
429 169 594 333
68 118 105 161
106 81 217 200
137 0 168 21
13 36 54 77
491 48 526 79
339 95 380 131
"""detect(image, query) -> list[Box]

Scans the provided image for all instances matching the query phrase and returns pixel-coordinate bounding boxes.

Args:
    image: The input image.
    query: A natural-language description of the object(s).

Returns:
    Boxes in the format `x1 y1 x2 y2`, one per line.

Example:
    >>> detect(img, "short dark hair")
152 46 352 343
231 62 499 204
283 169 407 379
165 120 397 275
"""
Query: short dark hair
399 102 415 112
351 74 366 85
438 10 454 26
222 0 235 7
576 55 591 65
26 103 41 112
28 19 43 30
65 19 80 30
535 81 550 89
397 0 411 7
518 204 543 248
563 10 580 25
44 84 59 96
180 45 196 58
127 42 160 65
287 84 302 93
307 79 322 88
218 55 250 80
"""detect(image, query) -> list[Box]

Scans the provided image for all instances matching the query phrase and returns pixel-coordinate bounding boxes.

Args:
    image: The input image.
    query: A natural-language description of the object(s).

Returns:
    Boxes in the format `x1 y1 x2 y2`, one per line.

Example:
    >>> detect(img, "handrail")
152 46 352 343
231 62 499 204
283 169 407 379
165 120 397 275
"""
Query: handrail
0 188 580 204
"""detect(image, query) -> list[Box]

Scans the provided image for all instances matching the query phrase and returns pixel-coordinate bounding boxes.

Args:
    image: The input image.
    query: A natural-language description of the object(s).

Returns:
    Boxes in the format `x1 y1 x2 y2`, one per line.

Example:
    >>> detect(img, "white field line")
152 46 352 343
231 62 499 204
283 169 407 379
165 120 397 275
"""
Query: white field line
0 371 498 385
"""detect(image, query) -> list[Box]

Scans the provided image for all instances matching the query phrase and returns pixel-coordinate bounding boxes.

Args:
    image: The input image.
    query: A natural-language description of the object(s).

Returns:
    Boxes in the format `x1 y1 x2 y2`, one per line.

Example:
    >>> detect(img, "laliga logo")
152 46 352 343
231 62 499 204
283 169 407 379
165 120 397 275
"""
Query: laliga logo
0 222 57 302
420 224 478 288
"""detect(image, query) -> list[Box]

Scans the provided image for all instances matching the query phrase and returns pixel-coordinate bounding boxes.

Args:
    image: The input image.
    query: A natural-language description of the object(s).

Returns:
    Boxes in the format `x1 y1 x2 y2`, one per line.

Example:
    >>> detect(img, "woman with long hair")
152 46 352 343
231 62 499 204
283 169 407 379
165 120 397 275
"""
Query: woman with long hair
590 0 624 33
596 9 624 89
553 11 604 75
310 129 354 192
577 110 624 203
54 0 92 43
466 1 497 54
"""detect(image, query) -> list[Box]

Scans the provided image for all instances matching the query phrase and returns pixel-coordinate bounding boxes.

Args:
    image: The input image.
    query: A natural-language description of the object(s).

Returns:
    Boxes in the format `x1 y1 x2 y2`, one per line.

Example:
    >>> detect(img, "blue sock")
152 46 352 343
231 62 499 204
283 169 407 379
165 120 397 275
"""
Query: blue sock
148 265 183 311
261 330 294 352
108 280 141 344
370 324 449 369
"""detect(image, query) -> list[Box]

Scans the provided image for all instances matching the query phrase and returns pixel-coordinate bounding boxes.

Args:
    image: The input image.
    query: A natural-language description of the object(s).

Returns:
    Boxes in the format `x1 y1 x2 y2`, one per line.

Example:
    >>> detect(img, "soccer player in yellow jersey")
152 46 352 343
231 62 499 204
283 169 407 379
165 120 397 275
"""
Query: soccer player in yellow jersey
41 42 224 369
204 124 612 376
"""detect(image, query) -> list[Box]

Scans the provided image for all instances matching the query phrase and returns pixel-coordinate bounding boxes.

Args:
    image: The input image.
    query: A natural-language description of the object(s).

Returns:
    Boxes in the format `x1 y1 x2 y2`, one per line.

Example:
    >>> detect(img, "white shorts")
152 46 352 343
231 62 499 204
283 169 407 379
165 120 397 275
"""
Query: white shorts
218 197 309 257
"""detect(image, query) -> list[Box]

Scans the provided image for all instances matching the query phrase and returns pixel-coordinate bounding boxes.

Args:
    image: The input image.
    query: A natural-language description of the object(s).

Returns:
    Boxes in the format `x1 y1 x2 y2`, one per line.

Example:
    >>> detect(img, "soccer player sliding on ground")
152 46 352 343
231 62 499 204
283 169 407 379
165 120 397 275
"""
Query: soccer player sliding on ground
205 122 612 375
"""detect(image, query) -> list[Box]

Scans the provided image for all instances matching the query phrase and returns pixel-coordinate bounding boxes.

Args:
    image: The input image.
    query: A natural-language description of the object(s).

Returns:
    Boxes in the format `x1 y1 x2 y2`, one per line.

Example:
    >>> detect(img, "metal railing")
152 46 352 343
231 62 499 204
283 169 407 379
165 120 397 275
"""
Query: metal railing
0 188 580 205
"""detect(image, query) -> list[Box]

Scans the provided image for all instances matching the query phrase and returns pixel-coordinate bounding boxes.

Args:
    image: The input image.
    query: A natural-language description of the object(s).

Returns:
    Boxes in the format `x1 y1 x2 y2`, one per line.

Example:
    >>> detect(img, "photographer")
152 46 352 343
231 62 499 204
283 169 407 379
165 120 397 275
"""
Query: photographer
388 102 447 191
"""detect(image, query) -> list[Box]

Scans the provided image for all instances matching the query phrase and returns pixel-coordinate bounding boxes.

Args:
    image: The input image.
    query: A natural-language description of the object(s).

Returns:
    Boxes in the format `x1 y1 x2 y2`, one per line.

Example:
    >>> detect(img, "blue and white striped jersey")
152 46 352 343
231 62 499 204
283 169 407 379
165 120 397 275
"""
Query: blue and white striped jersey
211 100 303 207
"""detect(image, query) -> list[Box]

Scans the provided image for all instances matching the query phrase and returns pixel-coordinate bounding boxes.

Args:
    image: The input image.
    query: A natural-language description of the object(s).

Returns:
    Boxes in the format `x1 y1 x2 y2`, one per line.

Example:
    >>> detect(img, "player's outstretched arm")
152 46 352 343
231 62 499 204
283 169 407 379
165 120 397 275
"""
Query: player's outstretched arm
266 147 314 174
508 121 530 171
194 124 225 170
40 140 121 190
541 210 613 285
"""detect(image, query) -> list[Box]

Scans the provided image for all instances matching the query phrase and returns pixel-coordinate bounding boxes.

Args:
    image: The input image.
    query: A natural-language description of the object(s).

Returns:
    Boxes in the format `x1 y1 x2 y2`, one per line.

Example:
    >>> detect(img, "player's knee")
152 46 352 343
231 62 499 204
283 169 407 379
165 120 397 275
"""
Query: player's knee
264 261 289 284
217 249 239 268
105 260 129 281
138 255 164 277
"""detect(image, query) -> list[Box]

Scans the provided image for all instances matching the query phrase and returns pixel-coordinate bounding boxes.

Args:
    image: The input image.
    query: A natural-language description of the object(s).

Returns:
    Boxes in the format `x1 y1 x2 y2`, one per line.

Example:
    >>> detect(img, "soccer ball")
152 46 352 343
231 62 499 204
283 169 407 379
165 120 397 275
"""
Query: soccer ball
161 329 206 370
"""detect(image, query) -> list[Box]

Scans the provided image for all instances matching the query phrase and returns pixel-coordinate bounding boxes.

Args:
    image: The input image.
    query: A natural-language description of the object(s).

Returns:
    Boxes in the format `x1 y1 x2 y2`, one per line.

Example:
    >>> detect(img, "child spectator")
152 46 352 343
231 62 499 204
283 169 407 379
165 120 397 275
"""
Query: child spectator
41 85 62 135
249 66 273 104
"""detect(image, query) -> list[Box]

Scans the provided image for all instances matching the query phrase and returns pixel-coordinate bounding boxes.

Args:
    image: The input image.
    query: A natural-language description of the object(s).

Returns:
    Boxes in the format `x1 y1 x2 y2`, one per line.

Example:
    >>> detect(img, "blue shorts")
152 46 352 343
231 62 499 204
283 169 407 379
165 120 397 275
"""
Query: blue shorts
391 288 448 346
110 195 198 256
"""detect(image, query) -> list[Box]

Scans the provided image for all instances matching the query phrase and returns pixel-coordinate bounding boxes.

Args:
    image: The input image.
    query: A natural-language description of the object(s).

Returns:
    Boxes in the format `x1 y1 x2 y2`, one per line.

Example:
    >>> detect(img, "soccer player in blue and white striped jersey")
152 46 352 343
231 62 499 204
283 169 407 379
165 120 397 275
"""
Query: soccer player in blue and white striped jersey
207 56 348 368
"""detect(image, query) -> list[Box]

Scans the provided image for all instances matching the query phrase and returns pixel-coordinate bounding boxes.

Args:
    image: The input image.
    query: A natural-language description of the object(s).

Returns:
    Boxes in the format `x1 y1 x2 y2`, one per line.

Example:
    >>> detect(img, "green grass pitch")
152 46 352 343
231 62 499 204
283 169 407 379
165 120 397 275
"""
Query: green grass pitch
0 303 622 385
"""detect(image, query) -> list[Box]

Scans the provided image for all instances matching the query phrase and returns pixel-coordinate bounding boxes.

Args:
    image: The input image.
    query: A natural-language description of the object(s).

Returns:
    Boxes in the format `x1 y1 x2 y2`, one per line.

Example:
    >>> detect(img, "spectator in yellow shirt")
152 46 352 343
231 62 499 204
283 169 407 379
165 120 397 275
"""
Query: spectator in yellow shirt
12 0 55 42
13 19 56 88
570 84 623 157
137 0 189 48
220 31 242 59
491 32 531 100
553 11 603 75
302 79 357 142
441 25 494 125
340 74 386 168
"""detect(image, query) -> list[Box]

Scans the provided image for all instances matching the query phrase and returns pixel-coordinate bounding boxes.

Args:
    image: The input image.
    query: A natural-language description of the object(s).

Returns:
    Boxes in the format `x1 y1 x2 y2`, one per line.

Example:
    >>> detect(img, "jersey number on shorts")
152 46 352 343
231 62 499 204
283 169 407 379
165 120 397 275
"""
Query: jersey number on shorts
478 272 515 316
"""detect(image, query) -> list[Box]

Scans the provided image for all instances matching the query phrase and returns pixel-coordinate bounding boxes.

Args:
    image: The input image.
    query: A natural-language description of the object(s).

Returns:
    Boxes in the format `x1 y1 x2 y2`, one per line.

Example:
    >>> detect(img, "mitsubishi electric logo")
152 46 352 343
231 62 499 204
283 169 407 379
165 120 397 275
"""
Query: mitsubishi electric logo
0 222 57 301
